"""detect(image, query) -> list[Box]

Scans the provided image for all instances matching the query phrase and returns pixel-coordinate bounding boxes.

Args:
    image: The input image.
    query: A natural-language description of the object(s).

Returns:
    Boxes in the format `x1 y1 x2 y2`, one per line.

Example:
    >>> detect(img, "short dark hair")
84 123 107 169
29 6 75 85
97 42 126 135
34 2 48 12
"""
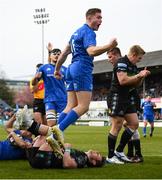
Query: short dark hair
107 47 122 57
87 156 106 167
49 48 61 54
36 63 43 68
145 95 151 98
86 8 101 18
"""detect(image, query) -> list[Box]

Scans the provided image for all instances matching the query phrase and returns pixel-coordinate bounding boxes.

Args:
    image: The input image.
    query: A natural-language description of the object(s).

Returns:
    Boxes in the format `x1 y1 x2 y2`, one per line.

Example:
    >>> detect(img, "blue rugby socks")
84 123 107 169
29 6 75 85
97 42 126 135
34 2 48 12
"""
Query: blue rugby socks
143 127 146 136
59 110 79 131
57 112 67 124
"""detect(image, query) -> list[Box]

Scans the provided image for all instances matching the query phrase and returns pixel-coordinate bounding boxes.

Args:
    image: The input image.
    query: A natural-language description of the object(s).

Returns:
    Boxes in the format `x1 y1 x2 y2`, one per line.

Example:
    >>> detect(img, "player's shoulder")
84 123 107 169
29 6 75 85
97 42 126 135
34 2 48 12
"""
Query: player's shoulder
115 57 128 69
77 24 88 31
118 56 128 63
37 64 46 71
43 63 50 68
78 24 95 35
41 64 53 71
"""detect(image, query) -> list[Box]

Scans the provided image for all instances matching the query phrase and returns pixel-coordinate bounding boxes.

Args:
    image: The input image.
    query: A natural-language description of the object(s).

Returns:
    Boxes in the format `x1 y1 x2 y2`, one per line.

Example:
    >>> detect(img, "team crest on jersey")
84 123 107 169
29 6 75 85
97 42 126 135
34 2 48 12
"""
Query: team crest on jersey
46 67 51 71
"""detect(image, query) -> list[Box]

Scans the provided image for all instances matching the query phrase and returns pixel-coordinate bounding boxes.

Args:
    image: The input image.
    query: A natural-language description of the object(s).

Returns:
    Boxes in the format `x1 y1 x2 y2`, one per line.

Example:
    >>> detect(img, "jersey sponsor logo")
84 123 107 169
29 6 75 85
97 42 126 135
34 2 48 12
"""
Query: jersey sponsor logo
47 74 54 77
117 63 127 68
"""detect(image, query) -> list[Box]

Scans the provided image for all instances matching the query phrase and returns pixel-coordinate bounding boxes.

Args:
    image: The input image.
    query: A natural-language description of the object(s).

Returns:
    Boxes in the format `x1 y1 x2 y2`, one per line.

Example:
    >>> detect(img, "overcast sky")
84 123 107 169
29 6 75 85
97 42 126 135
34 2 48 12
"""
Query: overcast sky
0 0 162 80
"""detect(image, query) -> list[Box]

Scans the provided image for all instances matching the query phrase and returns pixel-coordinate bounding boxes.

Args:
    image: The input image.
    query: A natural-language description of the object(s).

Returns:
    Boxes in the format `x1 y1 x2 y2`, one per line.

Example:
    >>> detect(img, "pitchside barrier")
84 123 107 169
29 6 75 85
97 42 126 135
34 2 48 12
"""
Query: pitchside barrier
0 101 162 127
76 101 109 126
76 117 162 127
76 101 162 127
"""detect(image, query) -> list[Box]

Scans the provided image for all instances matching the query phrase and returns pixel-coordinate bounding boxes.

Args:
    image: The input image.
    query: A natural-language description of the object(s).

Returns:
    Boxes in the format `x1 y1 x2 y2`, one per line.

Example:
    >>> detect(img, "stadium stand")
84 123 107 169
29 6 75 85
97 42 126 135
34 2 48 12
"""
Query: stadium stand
79 50 162 124
0 99 13 123
92 50 162 99
93 50 162 74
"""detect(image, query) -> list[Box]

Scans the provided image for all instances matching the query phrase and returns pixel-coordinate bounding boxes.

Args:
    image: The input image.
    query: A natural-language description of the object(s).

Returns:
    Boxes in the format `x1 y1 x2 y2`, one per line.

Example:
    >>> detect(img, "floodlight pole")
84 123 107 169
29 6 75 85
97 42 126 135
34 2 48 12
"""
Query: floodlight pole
42 23 44 64
33 8 50 64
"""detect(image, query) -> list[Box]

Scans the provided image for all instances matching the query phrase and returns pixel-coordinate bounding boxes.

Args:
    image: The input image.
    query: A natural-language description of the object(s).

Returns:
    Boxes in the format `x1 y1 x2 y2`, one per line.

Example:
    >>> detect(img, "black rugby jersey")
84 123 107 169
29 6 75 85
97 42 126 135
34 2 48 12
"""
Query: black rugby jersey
110 55 139 99
70 149 88 168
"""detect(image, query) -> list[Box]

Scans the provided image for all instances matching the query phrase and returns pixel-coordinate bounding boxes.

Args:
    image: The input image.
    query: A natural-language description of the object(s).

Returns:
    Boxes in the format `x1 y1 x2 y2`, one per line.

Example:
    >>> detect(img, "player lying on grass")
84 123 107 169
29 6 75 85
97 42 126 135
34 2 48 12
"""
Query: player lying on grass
26 135 105 169
9 106 105 168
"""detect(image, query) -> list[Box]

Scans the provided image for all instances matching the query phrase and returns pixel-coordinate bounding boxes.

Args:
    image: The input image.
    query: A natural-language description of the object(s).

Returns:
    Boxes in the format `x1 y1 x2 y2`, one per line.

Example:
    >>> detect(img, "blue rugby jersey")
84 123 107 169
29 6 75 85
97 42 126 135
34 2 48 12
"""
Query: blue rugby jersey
142 101 155 116
38 64 67 103
69 24 96 74
0 135 32 160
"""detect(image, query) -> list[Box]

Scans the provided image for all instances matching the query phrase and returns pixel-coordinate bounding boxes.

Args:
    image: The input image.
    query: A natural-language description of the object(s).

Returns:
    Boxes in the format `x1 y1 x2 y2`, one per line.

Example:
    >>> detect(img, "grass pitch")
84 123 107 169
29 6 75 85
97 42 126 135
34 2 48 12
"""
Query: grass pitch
0 125 162 179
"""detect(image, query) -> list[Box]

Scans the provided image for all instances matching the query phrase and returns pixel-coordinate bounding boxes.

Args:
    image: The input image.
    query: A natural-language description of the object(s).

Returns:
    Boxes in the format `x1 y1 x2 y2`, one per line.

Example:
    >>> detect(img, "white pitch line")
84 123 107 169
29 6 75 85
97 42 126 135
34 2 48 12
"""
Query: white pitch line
143 155 162 157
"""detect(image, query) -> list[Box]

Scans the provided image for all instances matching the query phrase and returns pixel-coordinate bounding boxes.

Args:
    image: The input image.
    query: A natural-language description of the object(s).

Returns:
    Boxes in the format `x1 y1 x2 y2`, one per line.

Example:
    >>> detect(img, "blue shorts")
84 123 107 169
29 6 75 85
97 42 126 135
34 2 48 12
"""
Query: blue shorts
45 101 66 113
143 114 154 122
66 63 93 92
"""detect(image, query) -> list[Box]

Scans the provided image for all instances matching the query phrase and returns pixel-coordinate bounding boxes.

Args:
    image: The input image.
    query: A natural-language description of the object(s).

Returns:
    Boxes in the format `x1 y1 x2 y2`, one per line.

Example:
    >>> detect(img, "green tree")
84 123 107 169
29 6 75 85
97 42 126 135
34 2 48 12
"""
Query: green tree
0 69 14 106
0 79 14 106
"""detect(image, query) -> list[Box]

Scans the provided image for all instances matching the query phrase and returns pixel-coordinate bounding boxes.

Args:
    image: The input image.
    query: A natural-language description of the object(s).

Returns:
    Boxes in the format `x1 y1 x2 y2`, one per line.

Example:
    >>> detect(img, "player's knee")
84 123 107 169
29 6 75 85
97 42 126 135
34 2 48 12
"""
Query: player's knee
46 111 56 121
76 104 89 115
132 130 140 139
133 123 139 130
128 122 139 130
115 123 122 133
46 111 57 126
